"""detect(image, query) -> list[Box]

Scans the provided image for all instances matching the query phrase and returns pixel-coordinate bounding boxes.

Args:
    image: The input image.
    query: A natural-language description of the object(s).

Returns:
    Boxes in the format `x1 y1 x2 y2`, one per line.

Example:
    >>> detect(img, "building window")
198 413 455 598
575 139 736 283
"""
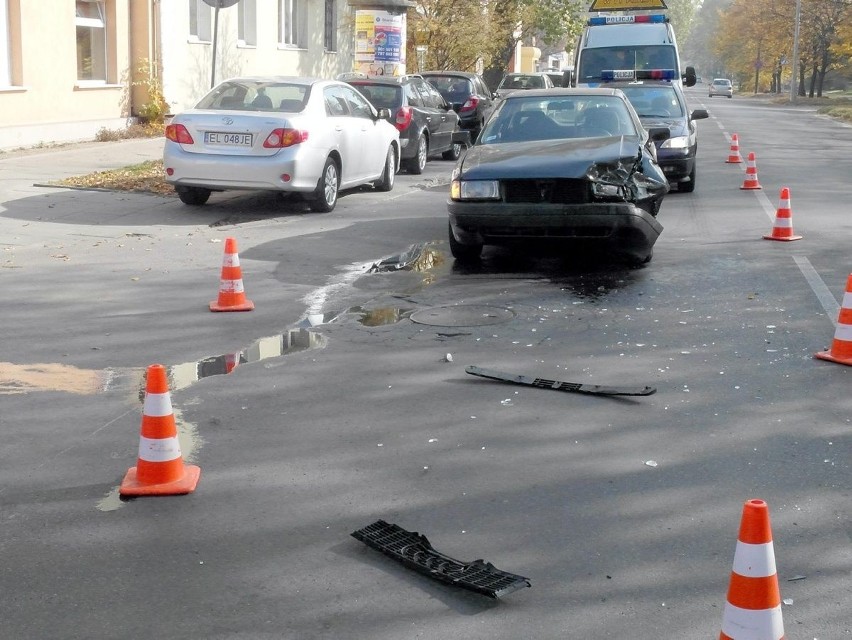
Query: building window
238 0 257 46
279 0 304 48
323 0 336 52
75 0 106 82
189 0 211 42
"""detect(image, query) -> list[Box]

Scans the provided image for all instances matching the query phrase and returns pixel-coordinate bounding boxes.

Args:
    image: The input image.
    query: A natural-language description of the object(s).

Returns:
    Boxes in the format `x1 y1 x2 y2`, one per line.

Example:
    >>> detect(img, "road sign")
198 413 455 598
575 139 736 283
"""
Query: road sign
589 0 668 10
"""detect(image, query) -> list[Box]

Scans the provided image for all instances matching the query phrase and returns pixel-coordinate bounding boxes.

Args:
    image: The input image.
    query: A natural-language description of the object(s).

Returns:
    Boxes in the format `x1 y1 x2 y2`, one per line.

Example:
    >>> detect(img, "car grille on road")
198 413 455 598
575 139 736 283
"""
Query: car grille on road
503 179 590 204
351 520 531 598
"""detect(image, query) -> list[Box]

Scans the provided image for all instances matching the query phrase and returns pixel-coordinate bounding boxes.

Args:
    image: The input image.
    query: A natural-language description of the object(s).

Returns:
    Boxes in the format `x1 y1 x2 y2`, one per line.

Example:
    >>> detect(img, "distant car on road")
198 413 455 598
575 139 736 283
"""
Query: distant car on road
494 72 555 98
612 75 709 192
709 78 733 98
343 73 463 174
421 71 495 145
163 76 400 212
447 87 670 265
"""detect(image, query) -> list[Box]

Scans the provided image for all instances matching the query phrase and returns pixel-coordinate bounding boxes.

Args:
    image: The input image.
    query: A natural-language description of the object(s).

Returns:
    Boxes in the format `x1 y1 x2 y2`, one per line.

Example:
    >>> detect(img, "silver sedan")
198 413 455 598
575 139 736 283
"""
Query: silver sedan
163 77 400 211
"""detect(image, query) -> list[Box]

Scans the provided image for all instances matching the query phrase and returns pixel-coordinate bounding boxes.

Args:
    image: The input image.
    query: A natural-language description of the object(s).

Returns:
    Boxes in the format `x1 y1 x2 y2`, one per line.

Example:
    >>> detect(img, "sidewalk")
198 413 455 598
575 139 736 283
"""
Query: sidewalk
0 137 165 203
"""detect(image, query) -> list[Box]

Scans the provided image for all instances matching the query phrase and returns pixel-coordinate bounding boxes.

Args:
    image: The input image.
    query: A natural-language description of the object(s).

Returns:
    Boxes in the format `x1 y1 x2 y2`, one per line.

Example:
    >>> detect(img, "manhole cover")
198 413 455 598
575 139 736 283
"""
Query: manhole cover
410 304 516 327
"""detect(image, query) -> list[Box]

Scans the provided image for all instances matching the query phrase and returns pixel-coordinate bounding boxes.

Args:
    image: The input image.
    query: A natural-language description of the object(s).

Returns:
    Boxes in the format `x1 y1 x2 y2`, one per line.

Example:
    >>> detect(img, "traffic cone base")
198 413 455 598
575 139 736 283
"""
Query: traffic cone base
764 187 801 241
210 237 254 312
719 499 785 640
119 364 201 497
120 464 200 496
740 152 762 190
814 274 852 366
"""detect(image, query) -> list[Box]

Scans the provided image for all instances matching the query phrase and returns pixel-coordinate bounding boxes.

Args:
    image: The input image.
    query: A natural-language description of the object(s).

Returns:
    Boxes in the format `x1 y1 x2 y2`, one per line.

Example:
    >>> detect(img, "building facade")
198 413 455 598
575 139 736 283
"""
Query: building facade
0 0 357 151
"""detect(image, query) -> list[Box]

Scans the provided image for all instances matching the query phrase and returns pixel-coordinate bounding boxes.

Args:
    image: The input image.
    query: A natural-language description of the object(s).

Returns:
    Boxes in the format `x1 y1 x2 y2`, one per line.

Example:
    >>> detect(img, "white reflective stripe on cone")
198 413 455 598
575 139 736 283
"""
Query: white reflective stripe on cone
137 435 182 462
218 279 245 293
223 253 240 267
772 218 793 228
143 391 173 417
721 602 784 640
842 292 852 307
834 322 852 341
731 540 776 577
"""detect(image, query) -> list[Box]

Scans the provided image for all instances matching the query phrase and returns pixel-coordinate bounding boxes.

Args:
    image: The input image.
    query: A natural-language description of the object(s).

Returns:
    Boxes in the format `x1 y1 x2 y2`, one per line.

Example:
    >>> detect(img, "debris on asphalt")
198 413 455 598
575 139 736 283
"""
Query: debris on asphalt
465 365 657 397
351 520 530 599
644 460 658 468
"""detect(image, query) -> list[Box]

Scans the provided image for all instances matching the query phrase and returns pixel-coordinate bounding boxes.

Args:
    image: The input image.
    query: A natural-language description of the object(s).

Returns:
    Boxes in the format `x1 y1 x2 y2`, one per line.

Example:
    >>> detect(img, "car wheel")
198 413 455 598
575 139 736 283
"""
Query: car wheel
442 141 462 161
405 135 427 174
375 145 396 192
727 95 732 99
448 221 482 261
311 157 339 213
176 186 211 206
680 164 697 193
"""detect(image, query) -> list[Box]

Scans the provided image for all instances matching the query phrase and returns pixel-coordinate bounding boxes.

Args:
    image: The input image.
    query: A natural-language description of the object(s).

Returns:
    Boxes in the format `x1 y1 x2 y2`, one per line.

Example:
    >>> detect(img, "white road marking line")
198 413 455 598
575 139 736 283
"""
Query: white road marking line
794 256 840 326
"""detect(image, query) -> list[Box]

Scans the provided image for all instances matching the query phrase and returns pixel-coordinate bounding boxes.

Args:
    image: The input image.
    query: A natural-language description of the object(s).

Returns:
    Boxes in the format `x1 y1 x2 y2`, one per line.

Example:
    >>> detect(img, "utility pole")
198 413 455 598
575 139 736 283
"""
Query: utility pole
790 0 801 103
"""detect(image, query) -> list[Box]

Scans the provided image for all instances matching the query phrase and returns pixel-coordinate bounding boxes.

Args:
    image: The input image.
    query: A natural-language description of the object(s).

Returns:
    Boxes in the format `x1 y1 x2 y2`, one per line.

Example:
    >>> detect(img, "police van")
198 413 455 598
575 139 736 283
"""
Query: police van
573 14 696 88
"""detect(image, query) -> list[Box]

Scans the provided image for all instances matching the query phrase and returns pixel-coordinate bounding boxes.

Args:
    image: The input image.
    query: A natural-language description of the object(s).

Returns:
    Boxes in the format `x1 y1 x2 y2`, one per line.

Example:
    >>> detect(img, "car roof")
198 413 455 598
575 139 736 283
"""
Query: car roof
501 87 624 98
219 76 322 85
343 74 424 85
421 70 478 78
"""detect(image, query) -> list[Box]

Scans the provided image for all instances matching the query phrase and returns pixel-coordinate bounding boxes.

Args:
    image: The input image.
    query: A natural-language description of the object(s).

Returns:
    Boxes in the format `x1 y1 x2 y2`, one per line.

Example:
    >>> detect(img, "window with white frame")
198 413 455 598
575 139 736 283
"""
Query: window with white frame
238 0 257 46
279 0 305 48
323 0 336 52
1 0 11 86
189 0 212 42
75 0 107 82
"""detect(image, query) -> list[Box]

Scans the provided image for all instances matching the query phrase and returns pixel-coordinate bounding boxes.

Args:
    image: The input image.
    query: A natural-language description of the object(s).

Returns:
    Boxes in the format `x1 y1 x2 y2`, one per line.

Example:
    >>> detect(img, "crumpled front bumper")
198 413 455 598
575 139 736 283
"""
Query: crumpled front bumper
448 200 663 262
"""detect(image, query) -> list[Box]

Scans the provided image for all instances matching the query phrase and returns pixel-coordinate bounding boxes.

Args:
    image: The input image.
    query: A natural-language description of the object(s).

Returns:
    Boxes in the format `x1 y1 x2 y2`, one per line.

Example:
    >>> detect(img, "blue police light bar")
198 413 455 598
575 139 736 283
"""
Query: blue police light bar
637 68 676 80
588 14 668 26
599 68 676 82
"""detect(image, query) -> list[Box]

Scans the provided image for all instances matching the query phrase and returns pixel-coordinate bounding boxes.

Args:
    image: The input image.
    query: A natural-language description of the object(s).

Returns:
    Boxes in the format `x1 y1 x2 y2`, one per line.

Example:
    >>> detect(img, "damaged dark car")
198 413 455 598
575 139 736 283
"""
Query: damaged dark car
447 88 670 265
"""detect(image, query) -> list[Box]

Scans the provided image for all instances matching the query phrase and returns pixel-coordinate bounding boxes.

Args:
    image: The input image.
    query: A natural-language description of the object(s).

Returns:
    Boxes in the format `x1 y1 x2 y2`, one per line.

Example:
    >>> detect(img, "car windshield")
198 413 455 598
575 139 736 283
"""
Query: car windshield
196 80 308 112
479 95 637 143
499 75 546 90
425 76 471 101
351 83 401 110
578 46 676 83
618 85 683 118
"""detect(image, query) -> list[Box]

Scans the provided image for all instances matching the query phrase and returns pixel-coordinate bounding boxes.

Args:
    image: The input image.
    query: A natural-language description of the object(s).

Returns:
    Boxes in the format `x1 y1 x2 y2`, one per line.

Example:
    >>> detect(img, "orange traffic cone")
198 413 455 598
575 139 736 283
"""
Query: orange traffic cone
814 273 852 366
720 499 784 640
763 187 801 241
210 237 254 312
120 364 201 496
740 152 762 190
726 134 743 163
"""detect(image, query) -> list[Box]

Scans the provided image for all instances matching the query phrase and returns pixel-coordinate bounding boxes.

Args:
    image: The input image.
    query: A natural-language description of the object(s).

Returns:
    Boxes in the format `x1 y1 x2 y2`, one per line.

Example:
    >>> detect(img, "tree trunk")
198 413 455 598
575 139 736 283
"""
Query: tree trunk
808 62 817 98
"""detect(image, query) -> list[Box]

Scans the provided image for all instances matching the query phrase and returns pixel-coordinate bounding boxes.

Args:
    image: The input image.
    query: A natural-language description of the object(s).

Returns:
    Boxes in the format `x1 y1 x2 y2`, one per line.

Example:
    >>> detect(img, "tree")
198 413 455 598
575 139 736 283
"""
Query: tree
408 0 586 89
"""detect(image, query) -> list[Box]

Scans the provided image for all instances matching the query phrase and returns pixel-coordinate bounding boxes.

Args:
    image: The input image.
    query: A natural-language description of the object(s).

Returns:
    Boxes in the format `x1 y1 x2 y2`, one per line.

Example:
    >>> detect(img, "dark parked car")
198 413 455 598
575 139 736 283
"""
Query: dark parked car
343 74 463 174
615 80 708 192
421 71 495 145
447 88 670 265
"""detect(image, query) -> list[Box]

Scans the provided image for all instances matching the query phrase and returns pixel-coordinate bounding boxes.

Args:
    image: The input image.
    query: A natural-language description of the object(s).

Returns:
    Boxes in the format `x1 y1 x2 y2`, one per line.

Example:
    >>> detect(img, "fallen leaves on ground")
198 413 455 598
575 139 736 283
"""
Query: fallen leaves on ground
53 160 176 197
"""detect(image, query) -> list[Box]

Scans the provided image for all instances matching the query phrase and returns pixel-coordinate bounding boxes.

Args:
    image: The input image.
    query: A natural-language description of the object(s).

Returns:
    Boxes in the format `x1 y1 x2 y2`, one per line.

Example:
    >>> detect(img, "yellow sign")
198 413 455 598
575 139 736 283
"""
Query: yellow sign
589 0 667 10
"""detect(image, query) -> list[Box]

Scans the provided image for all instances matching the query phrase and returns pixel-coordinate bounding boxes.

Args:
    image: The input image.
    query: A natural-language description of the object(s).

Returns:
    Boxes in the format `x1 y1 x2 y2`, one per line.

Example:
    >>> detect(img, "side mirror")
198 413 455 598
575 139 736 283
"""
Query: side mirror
648 126 670 142
683 66 697 88
690 108 709 121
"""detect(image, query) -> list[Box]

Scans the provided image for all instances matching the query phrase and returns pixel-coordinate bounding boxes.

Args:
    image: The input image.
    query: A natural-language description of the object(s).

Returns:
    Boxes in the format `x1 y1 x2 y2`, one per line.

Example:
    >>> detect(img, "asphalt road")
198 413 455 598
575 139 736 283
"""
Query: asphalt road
0 89 849 639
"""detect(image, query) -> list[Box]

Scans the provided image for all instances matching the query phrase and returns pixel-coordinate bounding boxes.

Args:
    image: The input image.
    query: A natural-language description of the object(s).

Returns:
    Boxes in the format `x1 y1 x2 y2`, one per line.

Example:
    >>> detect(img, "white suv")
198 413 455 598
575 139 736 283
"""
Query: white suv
709 78 733 98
